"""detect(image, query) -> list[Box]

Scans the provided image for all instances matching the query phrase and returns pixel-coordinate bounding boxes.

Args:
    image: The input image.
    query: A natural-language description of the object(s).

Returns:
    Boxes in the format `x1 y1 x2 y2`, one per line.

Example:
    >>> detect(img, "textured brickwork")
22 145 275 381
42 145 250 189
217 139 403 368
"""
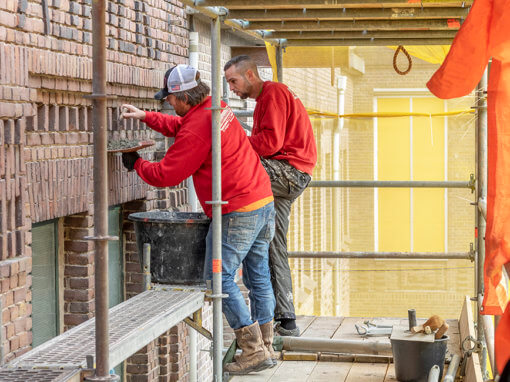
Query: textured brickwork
0 257 33 364
63 212 95 329
126 341 160 382
0 0 256 379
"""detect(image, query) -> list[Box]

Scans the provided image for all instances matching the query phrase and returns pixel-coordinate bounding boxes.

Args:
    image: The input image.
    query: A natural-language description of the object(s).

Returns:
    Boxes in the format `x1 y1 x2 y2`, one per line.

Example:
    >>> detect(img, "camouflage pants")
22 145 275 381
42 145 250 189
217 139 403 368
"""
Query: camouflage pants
261 158 311 320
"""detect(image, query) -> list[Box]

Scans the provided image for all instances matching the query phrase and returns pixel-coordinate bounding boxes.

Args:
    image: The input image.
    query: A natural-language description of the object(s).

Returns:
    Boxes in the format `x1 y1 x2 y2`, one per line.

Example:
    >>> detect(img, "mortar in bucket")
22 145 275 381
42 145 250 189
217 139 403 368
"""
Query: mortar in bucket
390 326 448 382
129 211 211 285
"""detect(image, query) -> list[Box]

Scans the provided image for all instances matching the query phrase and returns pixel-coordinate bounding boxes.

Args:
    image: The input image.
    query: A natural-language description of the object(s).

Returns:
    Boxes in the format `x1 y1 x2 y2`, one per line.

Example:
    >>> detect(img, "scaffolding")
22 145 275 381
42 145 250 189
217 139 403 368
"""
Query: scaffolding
83 1 492 381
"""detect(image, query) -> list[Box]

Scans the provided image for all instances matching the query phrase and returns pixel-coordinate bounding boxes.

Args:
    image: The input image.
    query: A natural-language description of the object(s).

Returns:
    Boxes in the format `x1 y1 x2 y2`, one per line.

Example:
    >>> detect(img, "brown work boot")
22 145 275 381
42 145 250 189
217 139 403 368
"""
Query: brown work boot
260 321 277 367
224 322 273 375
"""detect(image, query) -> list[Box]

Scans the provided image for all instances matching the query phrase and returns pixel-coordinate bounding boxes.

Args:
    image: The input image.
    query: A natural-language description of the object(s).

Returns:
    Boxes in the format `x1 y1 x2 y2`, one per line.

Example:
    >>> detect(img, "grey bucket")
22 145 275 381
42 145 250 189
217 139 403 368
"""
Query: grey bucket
391 336 448 382
128 211 211 285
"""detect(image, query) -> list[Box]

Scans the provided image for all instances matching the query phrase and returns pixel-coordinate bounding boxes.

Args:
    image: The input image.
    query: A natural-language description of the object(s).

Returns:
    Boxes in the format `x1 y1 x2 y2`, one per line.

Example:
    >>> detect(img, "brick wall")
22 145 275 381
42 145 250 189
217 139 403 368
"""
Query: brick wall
1 0 196 379
0 257 32 363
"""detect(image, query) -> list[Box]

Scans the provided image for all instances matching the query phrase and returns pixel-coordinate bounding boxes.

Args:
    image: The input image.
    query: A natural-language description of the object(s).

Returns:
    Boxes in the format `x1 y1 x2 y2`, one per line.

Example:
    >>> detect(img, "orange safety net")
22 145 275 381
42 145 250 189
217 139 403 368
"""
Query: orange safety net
427 0 510 373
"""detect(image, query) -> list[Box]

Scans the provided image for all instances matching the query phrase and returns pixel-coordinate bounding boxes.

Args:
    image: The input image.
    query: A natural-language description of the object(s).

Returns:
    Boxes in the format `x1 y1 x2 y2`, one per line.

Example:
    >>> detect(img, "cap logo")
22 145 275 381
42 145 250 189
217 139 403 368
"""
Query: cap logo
171 84 181 91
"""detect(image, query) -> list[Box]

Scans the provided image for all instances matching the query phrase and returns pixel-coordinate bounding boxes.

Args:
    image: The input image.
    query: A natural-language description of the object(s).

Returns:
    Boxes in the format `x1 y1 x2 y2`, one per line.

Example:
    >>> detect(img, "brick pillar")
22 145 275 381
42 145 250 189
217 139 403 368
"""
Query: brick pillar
126 340 160 382
0 114 32 363
123 200 146 300
63 212 95 329
0 257 32 363
165 323 189 382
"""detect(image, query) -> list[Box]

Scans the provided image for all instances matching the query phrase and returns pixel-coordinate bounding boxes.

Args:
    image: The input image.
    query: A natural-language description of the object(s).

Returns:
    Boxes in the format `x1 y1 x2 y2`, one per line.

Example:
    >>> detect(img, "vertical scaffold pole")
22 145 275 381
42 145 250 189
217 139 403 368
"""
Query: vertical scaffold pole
475 69 488 378
211 14 224 382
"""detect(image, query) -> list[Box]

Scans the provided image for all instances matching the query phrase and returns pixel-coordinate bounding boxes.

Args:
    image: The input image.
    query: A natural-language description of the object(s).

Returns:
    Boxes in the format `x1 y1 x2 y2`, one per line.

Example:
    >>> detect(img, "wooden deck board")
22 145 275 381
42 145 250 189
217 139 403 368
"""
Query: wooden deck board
385 363 399 381
301 316 344 338
296 316 317 336
267 360 317 381
306 361 353 381
344 362 389 382
231 315 464 382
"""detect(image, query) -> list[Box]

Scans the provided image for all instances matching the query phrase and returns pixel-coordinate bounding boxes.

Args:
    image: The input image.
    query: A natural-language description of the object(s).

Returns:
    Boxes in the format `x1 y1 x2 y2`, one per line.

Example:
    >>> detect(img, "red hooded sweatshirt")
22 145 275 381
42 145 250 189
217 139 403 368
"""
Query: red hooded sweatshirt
134 97 273 217
250 82 317 175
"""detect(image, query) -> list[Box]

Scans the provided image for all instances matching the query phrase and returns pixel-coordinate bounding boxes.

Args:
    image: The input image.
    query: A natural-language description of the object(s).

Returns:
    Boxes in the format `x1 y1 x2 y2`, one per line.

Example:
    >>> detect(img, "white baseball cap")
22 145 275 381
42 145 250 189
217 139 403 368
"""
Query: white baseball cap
167 64 199 93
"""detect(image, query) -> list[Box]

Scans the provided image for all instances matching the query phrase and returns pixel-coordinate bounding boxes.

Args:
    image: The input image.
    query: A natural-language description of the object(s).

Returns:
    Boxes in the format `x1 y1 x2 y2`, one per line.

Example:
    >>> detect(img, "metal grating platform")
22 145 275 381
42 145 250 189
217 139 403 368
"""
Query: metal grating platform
8 289 204 369
0 368 80 382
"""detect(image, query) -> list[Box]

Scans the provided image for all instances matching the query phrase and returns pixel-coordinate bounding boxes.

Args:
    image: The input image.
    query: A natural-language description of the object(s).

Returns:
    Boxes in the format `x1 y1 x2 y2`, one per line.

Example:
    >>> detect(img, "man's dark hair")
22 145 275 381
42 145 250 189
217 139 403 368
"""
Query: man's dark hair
173 71 210 106
224 55 260 78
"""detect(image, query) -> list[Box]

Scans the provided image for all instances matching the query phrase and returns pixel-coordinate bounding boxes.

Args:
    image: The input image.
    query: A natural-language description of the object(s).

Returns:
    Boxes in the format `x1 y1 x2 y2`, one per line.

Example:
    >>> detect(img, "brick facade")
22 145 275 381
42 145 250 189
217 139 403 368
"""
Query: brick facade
0 0 257 380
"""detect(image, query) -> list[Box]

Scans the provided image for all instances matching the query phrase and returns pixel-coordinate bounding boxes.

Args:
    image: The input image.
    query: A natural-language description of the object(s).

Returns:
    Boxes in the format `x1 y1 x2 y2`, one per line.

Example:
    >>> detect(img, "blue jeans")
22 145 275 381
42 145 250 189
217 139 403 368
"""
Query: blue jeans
204 202 276 330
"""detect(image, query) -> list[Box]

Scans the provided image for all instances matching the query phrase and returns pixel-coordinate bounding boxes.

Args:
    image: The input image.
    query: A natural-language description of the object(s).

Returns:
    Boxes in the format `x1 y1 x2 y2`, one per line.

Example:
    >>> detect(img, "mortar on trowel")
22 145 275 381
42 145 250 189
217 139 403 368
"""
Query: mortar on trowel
390 310 449 382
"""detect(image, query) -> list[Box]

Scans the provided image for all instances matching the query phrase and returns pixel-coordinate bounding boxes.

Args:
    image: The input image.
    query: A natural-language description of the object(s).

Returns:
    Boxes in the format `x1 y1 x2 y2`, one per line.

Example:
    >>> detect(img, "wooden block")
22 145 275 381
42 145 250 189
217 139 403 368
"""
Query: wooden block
282 351 318 361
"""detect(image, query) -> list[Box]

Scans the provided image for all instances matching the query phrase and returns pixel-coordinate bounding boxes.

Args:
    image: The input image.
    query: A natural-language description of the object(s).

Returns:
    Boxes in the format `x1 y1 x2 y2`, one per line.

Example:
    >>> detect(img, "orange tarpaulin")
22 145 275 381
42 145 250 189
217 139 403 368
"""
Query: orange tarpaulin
427 0 510 374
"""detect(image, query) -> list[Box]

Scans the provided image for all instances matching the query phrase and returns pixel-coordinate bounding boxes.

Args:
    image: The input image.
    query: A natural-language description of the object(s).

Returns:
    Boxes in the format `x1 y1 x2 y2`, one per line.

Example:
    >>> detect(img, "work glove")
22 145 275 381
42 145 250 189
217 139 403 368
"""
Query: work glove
122 152 140 172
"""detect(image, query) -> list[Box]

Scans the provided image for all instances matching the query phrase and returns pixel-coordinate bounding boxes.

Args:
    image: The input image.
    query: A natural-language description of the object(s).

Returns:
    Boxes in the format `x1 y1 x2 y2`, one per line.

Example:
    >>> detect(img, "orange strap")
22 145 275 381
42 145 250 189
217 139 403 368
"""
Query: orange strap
234 196 274 212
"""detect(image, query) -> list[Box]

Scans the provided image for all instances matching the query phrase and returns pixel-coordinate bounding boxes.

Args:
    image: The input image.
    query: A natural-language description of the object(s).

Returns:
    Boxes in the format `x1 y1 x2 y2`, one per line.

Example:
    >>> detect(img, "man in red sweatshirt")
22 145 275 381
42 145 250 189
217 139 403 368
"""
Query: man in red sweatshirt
224 56 317 336
120 64 277 375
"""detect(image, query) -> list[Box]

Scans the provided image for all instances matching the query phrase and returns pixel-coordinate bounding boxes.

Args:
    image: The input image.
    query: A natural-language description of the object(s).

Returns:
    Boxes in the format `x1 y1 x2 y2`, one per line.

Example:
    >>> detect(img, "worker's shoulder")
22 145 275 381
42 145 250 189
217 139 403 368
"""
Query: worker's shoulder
264 81 299 100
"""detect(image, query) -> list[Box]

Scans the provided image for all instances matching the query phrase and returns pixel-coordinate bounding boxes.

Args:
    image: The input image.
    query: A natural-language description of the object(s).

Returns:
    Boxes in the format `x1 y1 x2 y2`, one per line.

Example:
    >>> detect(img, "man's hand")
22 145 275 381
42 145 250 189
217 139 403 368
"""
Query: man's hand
121 104 146 120
122 152 140 171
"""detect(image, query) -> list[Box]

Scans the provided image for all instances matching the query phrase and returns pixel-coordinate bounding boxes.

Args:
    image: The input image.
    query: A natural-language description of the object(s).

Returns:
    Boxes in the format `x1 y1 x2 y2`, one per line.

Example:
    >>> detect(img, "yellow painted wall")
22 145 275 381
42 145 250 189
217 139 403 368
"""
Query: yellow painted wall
282 46 475 320
377 98 411 252
412 97 445 252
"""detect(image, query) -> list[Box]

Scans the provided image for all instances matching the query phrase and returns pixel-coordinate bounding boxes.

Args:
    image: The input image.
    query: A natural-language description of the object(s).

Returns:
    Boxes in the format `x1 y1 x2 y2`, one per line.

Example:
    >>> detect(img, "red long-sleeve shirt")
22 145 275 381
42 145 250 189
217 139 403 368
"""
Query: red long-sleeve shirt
134 97 273 217
250 81 317 175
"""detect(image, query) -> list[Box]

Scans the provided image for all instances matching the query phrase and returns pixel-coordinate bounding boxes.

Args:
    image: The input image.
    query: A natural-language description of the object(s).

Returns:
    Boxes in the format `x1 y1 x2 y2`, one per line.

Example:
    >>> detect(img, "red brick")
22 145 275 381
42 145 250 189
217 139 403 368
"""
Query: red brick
18 331 30 347
64 240 93 252
13 317 26 334
64 264 91 277
64 313 93 327
18 271 26 286
1 278 9 293
9 305 19 321
64 287 93 301
9 336 20 352
9 274 18 289
26 133 41 146
14 288 26 303
66 252 93 265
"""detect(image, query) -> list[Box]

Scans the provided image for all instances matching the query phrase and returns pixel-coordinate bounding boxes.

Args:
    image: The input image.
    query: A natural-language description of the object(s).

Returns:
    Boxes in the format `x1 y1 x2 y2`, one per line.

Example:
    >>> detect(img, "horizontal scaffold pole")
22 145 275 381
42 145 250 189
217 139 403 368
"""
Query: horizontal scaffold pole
288 251 474 260
195 0 473 8
309 179 475 190
227 7 469 20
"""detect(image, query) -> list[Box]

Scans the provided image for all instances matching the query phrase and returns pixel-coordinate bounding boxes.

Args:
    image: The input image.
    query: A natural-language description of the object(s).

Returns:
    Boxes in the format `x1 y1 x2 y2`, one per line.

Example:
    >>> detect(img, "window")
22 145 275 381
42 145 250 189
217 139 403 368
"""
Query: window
31 220 59 347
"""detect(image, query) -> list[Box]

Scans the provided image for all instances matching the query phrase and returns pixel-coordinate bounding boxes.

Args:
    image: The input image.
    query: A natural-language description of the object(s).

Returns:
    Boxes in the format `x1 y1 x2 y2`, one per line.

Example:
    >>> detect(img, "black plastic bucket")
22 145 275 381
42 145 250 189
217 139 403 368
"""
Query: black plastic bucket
128 211 211 285
391 336 448 382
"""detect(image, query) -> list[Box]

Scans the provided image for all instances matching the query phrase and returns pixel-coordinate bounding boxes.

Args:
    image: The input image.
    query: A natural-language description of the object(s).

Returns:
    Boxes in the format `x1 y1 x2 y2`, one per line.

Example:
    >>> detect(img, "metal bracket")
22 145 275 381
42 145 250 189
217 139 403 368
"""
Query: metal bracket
184 310 213 341
459 334 484 376
205 292 228 301
469 243 475 262
462 335 483 354
205 200 228 205
468 173 476 193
